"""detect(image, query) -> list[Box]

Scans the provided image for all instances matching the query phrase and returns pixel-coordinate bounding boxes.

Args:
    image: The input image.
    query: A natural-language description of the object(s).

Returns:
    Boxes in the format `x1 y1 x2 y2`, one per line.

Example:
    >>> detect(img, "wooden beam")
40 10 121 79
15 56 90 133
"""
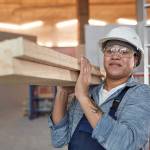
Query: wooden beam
0 58 101 85
0 37 103 76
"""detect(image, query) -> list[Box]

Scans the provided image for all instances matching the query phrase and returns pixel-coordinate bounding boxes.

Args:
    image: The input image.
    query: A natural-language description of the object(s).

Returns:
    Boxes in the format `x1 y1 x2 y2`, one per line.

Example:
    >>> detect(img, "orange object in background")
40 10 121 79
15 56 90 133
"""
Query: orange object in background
37 86 56 99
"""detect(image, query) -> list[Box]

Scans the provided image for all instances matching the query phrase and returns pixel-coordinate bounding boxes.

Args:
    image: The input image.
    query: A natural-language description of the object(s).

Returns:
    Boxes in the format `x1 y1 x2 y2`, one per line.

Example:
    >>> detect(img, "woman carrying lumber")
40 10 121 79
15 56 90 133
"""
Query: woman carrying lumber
48 26 150 150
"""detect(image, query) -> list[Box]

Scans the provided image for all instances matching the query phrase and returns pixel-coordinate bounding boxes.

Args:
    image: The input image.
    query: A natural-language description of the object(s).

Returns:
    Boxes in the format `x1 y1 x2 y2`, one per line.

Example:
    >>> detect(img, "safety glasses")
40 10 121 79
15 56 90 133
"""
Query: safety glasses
104 44 135 58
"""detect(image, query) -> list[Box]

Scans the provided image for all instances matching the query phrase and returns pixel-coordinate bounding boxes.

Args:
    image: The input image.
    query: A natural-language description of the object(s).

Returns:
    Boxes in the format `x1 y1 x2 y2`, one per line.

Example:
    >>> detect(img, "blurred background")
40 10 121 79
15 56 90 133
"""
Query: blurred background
0 0 149 150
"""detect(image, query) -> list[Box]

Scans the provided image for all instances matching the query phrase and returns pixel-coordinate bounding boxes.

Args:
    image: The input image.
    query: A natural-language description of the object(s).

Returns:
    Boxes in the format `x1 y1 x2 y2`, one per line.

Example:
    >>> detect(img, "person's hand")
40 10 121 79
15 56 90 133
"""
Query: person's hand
75 57 92 101
57 86 74 96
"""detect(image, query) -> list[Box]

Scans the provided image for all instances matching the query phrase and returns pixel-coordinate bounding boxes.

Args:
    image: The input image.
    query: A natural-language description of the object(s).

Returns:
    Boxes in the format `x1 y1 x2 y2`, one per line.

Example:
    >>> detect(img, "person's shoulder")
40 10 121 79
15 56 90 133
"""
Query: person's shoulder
128 78 150 90
134 82 150 90
130 82 150 96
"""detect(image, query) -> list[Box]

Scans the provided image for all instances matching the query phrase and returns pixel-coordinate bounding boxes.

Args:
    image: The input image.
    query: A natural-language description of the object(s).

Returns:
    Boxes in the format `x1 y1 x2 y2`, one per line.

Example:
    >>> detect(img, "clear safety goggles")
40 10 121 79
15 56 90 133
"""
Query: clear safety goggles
104 44 135 58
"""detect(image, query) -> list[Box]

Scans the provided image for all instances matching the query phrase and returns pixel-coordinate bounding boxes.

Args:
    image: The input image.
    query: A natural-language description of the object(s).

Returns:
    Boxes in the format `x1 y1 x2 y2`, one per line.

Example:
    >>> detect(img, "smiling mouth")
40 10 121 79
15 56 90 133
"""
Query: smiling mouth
109 63 122 67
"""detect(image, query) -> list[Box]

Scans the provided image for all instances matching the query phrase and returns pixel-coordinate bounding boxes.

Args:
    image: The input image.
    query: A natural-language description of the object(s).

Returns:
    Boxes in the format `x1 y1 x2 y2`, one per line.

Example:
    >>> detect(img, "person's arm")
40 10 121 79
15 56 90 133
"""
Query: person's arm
76 96 103 128
75 57 103 128
49 86 74 148
52 86 69 124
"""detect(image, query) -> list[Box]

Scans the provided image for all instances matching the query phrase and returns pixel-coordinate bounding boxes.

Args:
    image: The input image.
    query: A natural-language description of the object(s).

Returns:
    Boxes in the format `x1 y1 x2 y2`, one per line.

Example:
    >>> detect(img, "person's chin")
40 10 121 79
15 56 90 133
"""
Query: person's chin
108 67 122 75
107 71 124 79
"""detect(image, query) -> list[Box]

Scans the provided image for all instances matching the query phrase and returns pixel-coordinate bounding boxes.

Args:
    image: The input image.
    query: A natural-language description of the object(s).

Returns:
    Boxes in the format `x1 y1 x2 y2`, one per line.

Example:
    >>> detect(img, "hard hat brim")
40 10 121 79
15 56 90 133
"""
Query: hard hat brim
99 37 144 53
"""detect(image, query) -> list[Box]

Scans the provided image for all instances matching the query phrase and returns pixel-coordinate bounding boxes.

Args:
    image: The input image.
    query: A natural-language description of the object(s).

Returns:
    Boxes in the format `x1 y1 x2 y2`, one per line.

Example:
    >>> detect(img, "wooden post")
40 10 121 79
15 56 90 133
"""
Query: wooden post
76 0 89 59
76 0 89 44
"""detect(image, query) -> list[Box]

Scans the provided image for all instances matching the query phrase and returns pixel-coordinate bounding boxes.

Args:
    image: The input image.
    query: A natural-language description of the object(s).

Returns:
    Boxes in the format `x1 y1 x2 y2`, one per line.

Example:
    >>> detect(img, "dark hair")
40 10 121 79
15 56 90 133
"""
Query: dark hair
134 51 142 66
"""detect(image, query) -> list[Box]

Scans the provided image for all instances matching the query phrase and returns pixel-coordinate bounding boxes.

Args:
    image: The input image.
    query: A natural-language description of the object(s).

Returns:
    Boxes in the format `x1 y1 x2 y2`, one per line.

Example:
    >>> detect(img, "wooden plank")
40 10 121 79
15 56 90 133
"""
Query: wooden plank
0 37 103 77
0 58 101 85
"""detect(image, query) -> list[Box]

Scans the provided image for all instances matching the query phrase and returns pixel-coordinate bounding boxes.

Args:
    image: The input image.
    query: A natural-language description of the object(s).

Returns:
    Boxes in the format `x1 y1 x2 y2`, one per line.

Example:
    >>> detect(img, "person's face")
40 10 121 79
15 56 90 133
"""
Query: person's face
103 41 138 80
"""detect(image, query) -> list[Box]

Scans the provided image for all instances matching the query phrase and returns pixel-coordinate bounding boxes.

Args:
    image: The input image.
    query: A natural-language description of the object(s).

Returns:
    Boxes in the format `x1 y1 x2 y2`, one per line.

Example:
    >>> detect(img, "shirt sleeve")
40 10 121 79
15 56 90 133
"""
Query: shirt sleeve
92 85 150 150
48 113 70 148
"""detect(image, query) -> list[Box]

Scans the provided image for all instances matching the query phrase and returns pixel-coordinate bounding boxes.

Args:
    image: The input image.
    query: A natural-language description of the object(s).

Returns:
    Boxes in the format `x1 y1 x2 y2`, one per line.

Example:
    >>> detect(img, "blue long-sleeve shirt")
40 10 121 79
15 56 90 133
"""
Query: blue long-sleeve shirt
48 78 150 150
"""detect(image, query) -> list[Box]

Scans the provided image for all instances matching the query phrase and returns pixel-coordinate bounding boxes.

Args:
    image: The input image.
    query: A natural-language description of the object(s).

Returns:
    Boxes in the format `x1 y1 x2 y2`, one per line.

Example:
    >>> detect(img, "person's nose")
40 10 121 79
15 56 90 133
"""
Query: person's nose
111 52 121 59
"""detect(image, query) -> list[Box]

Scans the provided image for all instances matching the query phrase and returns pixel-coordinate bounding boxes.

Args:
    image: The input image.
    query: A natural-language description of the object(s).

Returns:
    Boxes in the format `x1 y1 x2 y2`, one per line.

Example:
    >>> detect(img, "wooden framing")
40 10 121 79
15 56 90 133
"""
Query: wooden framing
0 38 104 85
0 37 102 76
0 58 101 85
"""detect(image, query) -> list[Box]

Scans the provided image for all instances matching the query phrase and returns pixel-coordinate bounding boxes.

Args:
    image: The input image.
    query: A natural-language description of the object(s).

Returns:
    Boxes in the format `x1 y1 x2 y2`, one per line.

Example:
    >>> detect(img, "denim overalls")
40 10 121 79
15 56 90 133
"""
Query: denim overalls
68 87 130 150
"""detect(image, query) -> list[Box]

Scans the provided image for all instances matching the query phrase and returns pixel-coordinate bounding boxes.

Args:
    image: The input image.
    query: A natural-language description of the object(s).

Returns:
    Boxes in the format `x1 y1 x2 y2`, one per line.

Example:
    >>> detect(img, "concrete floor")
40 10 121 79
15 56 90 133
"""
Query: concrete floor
0 86 67 150
0 85 149 150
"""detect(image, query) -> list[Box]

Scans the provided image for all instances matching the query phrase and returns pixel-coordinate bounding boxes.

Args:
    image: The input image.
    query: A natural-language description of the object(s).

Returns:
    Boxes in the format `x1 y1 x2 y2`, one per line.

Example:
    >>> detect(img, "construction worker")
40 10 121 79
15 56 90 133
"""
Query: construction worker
48 26 150 150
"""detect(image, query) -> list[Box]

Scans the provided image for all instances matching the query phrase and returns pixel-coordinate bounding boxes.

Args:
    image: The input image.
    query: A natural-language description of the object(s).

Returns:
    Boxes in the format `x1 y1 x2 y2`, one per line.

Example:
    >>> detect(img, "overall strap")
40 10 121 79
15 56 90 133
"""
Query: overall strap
108 86 130 120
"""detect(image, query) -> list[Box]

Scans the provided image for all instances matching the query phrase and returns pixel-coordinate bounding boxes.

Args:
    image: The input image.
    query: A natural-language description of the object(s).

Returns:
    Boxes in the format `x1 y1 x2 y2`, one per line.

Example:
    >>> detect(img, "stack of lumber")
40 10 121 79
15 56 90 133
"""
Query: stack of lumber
0 37 104 85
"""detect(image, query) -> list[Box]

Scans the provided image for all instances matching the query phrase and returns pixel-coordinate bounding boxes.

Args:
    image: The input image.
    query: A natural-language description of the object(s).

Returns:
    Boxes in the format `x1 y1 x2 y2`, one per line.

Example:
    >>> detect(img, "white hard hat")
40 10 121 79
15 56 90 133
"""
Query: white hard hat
100 26 144 54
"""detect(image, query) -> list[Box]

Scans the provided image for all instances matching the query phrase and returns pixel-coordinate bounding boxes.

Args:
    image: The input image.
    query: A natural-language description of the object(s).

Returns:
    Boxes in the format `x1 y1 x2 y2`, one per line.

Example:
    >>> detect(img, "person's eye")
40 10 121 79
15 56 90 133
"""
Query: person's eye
121 49 129 55
104 49 111 54
122 51 128 54
106 49 112 54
